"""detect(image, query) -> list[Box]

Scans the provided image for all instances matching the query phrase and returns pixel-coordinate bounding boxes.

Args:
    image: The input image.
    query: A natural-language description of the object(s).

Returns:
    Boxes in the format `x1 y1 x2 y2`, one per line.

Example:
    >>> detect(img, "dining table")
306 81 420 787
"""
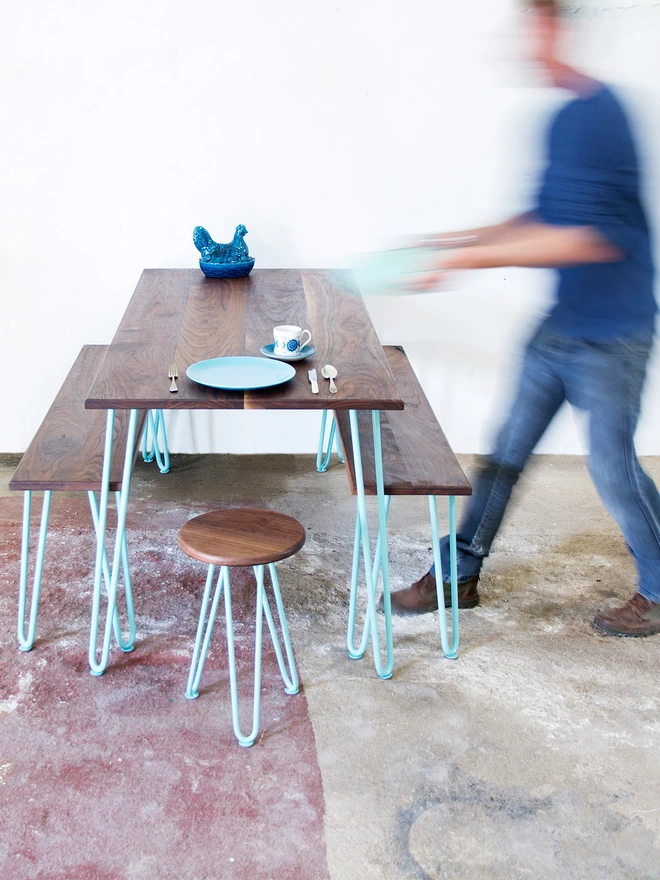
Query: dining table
85 267 404 679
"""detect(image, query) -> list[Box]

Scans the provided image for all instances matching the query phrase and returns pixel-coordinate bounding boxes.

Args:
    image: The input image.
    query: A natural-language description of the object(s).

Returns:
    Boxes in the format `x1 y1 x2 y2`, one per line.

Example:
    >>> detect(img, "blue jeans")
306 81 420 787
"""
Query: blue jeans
432 320 660 603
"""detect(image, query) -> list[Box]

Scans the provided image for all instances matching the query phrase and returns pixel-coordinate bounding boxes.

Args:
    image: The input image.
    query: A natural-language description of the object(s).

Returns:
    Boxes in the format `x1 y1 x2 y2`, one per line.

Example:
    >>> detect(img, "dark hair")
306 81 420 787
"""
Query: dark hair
523 0 564 15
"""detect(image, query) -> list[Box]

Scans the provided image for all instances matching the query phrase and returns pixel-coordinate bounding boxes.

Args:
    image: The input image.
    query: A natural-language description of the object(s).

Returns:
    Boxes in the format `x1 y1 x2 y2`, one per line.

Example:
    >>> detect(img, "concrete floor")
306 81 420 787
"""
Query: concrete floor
1 452 659 879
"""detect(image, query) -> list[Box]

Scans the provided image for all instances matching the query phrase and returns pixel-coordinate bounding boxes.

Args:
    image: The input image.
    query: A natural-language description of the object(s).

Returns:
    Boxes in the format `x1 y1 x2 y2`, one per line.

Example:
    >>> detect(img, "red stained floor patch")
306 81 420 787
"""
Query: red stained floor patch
0 497 330 880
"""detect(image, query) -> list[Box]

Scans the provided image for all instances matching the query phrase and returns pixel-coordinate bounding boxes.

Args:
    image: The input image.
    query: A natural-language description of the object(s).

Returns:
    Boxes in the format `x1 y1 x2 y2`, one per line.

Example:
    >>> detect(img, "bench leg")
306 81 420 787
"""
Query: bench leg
428 495 459 658
141 409 170 474
17 490 52 651
89 408 139 676
347 494 391 659
347 409 394 679
87 491 136 653
316 412 344 473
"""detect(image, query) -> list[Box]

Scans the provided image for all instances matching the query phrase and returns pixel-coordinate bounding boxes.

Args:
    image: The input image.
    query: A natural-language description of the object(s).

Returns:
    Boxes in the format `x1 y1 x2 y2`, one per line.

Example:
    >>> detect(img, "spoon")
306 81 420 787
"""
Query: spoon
321 364 338 393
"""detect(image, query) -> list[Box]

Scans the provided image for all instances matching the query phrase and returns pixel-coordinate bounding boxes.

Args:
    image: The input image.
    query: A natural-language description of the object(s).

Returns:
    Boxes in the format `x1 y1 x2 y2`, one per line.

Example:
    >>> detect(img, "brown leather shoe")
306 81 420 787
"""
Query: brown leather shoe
386 571 480 615
593 593 660 637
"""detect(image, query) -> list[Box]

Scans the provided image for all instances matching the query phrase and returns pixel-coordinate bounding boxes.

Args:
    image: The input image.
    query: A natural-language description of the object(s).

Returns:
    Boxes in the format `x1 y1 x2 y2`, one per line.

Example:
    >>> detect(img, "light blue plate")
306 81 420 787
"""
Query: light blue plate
260 343 316 362
186 356 296 390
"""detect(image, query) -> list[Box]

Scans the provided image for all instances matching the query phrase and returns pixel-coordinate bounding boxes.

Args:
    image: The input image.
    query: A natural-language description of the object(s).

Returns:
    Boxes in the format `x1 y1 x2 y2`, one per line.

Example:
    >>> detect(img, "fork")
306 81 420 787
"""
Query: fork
168 362 179 393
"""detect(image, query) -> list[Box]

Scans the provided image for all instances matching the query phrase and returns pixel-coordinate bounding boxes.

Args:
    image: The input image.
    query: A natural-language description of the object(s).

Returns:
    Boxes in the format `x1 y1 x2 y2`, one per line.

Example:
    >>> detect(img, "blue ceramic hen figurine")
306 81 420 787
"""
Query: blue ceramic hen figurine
193 224 255 278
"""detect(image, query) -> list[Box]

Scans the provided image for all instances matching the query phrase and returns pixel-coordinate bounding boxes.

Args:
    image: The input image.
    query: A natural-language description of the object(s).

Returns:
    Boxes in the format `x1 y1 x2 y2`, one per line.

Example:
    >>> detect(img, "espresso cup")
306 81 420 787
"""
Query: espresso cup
273 325 312 356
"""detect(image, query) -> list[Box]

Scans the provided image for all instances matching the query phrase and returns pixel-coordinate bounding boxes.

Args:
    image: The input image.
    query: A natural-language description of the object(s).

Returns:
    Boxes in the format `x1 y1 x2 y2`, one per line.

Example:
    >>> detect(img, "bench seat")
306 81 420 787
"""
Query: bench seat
10 345 145 493
333 345 471 497
9 345 149 653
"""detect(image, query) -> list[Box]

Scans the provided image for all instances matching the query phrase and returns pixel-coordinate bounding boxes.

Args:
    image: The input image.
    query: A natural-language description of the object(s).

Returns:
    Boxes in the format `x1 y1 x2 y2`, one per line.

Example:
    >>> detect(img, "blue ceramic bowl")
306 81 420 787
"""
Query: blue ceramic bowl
199 258 255 279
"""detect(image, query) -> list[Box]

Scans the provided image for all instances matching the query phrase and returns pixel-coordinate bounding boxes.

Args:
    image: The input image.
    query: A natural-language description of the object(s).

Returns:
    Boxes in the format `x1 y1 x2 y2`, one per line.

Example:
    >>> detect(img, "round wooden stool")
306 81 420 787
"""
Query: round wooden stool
178 508 305 747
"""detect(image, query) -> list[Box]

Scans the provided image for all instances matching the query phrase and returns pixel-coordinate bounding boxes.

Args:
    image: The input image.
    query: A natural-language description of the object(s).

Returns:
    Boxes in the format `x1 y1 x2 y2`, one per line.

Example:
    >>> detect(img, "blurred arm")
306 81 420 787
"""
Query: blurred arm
439 222 623 269
417 213 535 249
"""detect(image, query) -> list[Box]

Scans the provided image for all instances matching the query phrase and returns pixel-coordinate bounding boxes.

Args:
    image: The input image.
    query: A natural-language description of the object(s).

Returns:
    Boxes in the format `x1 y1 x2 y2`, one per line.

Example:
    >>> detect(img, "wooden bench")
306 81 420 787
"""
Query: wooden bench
9 345 149 652
331 345 471 659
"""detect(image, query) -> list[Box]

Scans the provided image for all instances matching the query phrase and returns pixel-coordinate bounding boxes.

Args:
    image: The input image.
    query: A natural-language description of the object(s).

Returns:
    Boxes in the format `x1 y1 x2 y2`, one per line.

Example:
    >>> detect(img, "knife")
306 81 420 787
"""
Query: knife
308 369 319 394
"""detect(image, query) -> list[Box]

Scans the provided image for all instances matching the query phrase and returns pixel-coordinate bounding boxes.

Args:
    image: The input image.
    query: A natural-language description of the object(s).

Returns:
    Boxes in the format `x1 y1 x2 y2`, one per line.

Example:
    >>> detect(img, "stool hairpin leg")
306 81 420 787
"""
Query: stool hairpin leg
89 408 139 675
17 489 52 651
348 409 393 679
260 563 299 695
226 566 264 747
428 494 459 658
87 490 136 652
347 494 391 659
186 563 222 699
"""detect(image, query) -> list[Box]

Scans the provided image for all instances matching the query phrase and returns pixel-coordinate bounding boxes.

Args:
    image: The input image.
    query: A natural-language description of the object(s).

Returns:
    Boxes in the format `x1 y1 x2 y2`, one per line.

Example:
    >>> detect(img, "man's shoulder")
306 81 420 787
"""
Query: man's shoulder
558 84 627 127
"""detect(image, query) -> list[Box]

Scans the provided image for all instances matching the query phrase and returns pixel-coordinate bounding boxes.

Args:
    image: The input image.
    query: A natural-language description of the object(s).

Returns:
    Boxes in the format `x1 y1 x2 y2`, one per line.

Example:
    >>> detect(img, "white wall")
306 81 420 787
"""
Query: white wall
2 0 660 455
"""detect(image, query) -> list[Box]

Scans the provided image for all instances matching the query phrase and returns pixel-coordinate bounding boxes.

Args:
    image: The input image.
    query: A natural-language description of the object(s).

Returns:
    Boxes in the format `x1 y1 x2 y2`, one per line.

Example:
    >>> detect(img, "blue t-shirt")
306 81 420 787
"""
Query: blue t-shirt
534 84 655 340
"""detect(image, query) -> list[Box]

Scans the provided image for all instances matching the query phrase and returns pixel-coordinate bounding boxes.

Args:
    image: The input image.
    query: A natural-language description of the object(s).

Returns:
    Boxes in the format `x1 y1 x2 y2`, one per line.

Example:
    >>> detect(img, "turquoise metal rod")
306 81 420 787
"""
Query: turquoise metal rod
316 412 345 473
87 491 136 652
89 408 139 675
262 564 299 694
141 410 170 474
428 494 459 658
348 409 393 679
225 566 263 747
17 490 52 651
347 495 392 659
186 564 222 699
186 563 299 745
141 410 156 463
316 411 330 472
372 409 394 675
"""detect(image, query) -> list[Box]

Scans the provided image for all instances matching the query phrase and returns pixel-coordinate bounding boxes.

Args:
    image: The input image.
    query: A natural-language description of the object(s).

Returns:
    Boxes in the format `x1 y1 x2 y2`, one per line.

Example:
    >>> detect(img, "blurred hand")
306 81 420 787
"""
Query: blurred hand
404 268 452 292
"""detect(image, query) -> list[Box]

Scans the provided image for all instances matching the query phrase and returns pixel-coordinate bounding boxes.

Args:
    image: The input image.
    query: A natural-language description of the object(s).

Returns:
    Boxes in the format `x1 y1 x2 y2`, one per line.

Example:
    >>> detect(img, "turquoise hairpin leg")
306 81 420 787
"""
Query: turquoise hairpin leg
141 410 170 474
347 409 393 679
186 563 298 747
347 494 391 659
17 490 52 651
87 491 136 653
225 566 263 747
317 412 344 473
262 563 299 695
186 563 222 699
428 495 459 658
89 408 139 675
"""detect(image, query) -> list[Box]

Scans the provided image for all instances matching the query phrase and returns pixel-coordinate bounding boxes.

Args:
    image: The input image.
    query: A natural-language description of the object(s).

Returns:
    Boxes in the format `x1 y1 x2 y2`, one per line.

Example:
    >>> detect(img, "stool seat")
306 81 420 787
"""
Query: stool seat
178 508 306 568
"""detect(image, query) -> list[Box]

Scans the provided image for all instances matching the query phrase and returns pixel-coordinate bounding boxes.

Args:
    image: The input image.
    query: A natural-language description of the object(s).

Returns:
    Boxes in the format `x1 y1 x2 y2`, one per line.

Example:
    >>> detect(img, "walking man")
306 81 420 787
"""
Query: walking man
391 0 660 636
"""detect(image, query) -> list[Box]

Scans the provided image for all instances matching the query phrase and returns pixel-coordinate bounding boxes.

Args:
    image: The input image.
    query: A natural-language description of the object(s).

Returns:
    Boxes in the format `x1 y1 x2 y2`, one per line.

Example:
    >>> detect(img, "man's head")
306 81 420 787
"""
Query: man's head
521 0 566 81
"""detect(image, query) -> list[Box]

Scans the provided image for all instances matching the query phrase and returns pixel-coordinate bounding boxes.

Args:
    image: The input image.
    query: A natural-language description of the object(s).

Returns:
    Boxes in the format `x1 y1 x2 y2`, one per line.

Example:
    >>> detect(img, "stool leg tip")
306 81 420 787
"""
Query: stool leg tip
185 690 199 700
285 685 299 696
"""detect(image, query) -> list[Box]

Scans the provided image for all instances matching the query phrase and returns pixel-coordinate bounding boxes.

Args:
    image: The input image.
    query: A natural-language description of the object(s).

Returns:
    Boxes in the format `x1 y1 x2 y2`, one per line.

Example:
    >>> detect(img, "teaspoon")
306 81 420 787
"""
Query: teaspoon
321 364 338 393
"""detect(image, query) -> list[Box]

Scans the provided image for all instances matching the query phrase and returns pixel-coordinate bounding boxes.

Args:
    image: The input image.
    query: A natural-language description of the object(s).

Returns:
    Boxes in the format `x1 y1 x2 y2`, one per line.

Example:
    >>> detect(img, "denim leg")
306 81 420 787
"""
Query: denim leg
570 336 660 603
432 333 566 583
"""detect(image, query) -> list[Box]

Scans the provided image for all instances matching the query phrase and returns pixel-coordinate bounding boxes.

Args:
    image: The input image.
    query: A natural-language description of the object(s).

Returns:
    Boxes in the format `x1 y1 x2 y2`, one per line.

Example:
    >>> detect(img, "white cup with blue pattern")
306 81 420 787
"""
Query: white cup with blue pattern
273 325 312 357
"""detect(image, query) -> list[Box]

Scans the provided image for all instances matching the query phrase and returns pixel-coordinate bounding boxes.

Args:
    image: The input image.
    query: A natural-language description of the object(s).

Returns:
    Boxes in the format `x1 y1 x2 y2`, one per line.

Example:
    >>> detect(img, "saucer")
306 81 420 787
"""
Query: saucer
260 343 316 362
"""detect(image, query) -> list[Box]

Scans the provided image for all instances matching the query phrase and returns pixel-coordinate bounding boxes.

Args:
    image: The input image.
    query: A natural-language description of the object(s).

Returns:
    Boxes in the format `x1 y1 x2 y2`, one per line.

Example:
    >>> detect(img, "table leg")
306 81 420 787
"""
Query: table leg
89 408 139 675
141 409 170 474
317 411 345 473
428 495 459 658
87 491 136 653
348 409 393 679
347 494 391 659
